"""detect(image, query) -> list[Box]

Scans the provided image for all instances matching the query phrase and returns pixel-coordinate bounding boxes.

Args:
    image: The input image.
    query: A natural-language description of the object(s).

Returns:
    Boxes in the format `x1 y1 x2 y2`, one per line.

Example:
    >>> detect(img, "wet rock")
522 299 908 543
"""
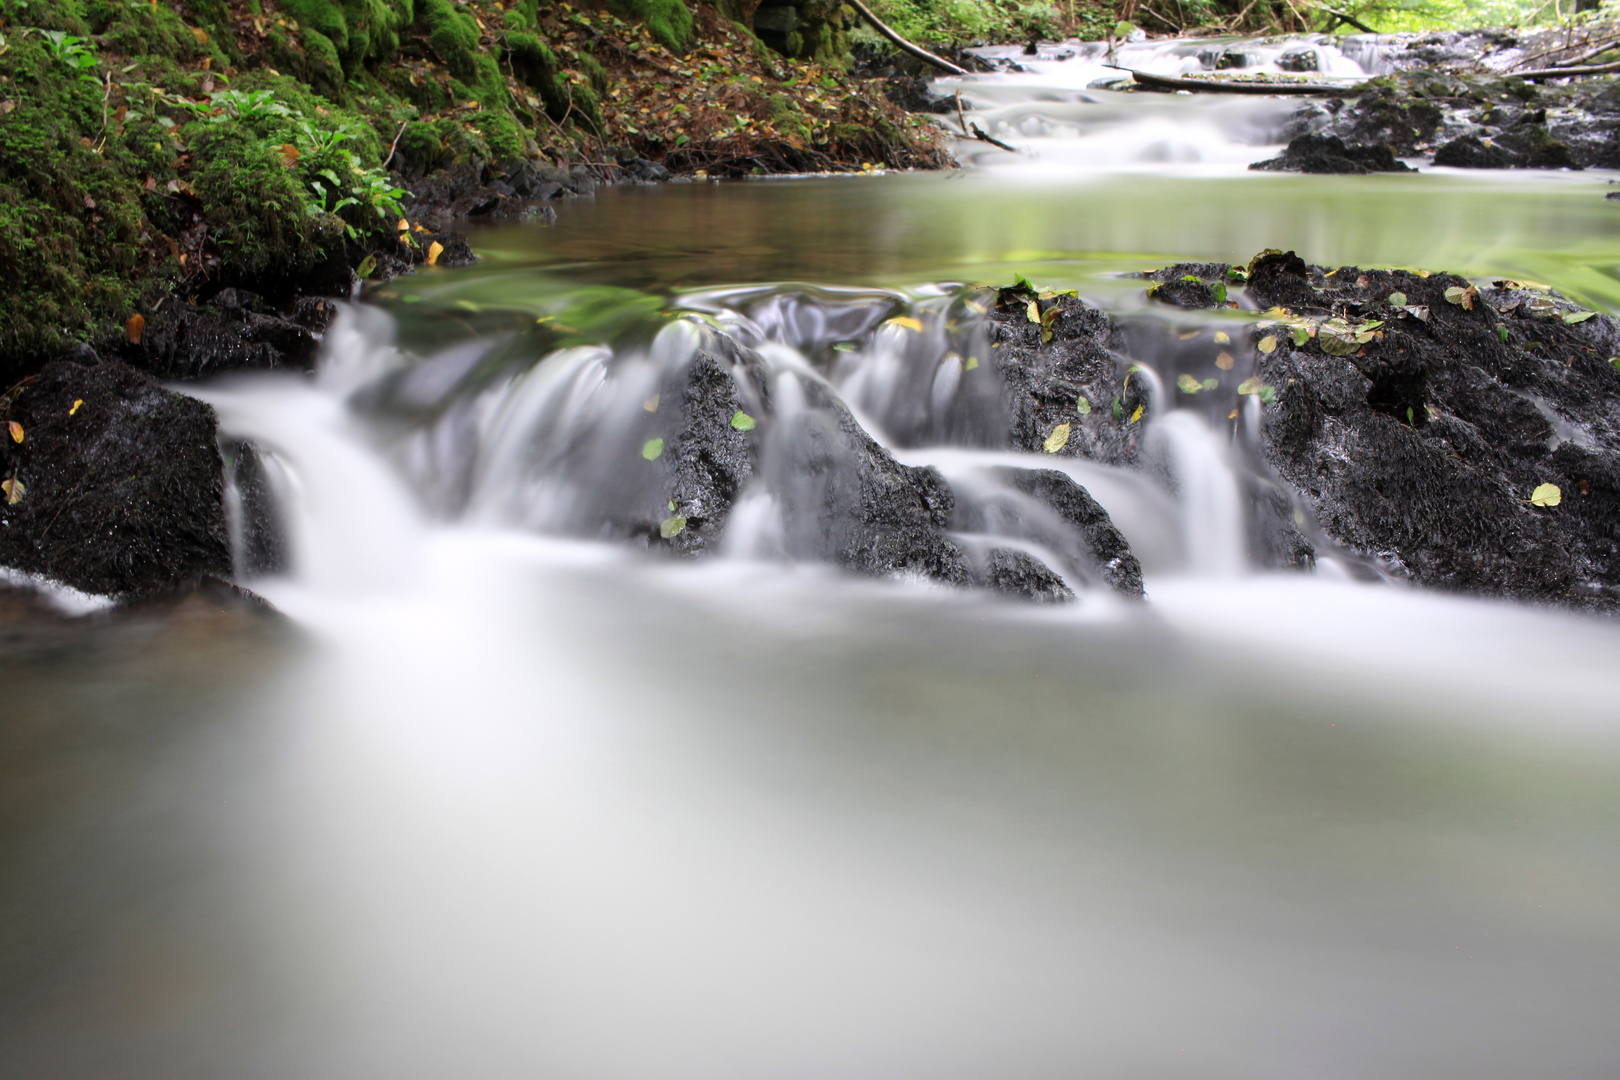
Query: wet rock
222 439 288 577
970 546 1075 604
401 160 593 224
881 72 953 114
1432 134 1517 167
1143 263 1234 310
985 466 1145 597
657 353 757 555
0 360 231 598
115 289 336 380
1246 252 1620 607
987 290 1140 468
1249 133 1415 174
1494 122 1581 168
1276 48 1320 73
775 379 970 584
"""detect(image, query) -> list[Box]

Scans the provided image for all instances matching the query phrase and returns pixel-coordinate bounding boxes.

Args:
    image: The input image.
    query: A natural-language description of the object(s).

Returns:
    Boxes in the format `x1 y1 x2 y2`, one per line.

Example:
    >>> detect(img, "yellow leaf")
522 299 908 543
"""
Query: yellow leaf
397 217 409 232
659 515 686 538
643 394 660 412
1 478 22 505
1214 331 1230 344
1130 405 1144 423
7 421 21 443
426 240 444 266
1530 483 1562 507
1026 300 1040 324
1177 373 1202 394
1216 351 1235 370
70 399 83 416
1178 330 1200 340
1256 336 1277 354
885 316 923 332
1043 423 1070 453
964 356 979 371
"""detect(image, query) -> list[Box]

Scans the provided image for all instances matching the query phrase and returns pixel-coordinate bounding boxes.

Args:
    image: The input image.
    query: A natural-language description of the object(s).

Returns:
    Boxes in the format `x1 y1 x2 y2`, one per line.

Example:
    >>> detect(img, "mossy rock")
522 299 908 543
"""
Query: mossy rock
604 0 694 52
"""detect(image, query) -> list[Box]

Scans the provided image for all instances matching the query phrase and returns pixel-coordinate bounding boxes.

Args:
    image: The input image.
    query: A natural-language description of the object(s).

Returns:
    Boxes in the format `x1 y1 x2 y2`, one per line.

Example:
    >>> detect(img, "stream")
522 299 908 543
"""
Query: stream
4 38 1620 1079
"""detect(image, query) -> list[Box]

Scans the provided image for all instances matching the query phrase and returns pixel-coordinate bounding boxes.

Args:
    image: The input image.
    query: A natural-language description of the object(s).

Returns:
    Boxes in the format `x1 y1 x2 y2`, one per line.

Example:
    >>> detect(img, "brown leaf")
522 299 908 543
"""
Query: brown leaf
7 420 22 443
143 174 157 191
83 195 97 210
190 26 209 44
276 143 301 166
126 313 146 344
0 101 14 116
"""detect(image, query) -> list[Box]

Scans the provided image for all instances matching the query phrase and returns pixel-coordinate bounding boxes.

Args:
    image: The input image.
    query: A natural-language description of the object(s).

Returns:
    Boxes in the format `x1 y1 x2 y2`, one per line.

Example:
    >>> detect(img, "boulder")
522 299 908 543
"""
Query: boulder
0 359 231 598
1249 133 1415 174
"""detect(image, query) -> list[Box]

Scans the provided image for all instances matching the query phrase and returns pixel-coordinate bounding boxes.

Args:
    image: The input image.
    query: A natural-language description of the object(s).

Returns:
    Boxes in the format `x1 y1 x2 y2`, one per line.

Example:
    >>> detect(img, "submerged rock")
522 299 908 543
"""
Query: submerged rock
969 546 1076 604
0 360 230 599
990 467 1145 598
1249 133 1415 174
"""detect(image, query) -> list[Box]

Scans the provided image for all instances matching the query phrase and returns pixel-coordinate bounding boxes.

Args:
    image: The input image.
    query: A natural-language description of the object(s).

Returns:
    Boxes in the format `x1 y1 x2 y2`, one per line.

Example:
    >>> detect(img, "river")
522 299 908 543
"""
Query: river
3 37 1620 1079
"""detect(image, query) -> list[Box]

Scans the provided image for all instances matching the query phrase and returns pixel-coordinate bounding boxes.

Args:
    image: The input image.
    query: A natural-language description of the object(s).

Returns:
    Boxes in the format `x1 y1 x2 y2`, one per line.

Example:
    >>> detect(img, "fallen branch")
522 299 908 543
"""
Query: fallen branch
1110 66 1363 94
844 0 968 75
1514 58 1620 80
382 120 408 169
968 122 1018 152
954 88 969 136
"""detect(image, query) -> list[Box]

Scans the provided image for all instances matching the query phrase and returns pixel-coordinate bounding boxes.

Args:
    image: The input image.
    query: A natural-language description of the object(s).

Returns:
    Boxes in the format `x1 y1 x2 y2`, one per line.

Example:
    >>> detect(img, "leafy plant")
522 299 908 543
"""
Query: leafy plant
36 29 98 81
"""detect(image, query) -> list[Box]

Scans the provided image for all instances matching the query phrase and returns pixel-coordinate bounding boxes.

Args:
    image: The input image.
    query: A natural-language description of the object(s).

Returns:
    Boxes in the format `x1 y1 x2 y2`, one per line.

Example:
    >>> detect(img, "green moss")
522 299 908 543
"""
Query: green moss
420 0 482 79
475 108 525 161
766 93 812 143
603 0 694 51
187 126 323 281
0 0 89 33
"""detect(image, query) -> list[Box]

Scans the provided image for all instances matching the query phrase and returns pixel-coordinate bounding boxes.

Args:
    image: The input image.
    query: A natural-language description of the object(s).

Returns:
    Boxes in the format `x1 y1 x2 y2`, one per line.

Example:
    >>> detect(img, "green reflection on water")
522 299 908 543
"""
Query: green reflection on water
426 168 1620 310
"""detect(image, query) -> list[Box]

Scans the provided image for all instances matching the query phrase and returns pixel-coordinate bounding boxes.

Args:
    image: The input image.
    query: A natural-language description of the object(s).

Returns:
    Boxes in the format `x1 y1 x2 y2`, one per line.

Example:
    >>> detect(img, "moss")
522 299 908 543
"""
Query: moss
298 26 348 96
603 0 694 51
0 0 89 33
475 108 525 161
420 0 482 79
766 93 812 143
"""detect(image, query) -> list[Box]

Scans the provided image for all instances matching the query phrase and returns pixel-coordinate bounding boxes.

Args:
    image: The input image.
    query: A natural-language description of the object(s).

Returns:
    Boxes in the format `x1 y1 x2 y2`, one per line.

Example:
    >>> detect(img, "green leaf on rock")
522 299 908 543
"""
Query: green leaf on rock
1257 335 1277 354
1563 311 1596 324
1530 483 1562 507
660 515 687 537
1076 395 1091 415
1044 423 1071 453
730 411 755 431
1177 373 1202 394
642 438 665 461
1387 291 1407 306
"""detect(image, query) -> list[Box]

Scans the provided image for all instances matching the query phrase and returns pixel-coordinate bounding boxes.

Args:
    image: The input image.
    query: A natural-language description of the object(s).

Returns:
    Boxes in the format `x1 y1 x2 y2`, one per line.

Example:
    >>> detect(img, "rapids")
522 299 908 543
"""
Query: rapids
4 36 1620 1080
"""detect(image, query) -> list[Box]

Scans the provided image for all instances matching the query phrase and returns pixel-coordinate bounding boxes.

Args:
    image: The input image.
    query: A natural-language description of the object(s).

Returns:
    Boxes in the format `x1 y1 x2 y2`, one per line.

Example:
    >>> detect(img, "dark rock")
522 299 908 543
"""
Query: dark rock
658 353 757 555
116 289 335 380
970 546 1075 603
1142 264 1234 310
981 466 1145 597
1250 133 1415 174
1248 255 1620 607
1433 134 1516 167
403 160 591 224
0 361 231 598
1494 122 1581 169
882 72 953 114
1276 48 1320 72
773 379 970 584
222 439 288 577
987 290 1141 468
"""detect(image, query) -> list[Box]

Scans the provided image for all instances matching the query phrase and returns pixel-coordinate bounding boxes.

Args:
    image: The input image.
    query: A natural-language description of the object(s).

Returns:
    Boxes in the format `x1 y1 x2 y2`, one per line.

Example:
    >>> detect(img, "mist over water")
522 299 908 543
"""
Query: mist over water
5 37 1620 1080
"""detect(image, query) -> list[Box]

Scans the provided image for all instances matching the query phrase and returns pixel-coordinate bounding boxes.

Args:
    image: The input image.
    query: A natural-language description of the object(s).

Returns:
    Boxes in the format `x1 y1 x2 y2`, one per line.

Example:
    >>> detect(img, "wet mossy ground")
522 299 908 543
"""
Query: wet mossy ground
0 0 950 384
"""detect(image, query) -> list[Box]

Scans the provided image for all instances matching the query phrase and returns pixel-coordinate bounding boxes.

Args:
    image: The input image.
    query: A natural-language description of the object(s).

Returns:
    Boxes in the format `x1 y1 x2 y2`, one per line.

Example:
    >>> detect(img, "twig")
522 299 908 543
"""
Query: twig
1134 4 1184 33
1110 64 1361 94
382 120 408 169
969 122 1018 152
844 0 968 75
1552 33 1620 66
954 88 969 136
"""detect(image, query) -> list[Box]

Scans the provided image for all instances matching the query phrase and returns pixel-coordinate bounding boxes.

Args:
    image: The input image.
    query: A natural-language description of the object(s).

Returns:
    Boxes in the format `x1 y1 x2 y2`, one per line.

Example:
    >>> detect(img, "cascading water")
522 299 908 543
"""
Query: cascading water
8 32 1620 1080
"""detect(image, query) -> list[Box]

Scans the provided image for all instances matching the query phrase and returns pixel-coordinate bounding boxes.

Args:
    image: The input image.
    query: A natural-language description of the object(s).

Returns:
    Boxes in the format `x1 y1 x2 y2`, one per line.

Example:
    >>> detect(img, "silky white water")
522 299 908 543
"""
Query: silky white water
5 34 1620 1080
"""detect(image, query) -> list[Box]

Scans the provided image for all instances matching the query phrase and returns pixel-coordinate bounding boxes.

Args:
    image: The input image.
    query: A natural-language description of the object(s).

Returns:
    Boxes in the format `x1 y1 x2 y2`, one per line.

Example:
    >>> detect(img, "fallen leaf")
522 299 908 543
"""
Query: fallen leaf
659 515 686 538
1179 331 1200 341
1443 285 1477 311
1563 311 1596 324
1130 404 1144 423
397 218 409 232
1043 423 1070 453
1216 351 1235 370
426 240 444 266
1214 331 1230 345
70 399 83 416
643 394 660 412
964 356 979 371
642 437 664 461
1387 291 1407 306
190 26 209 44
276 143 300 166
730 411 755 431
7 421 21 443
885 316 923 332
1 478 22 505
1316 318 1362 357
1531 482 1561 507
1256 335 1277 354
1177 373 1202 394
1026 300 1040 324
125 313 145 344
355 254 377 279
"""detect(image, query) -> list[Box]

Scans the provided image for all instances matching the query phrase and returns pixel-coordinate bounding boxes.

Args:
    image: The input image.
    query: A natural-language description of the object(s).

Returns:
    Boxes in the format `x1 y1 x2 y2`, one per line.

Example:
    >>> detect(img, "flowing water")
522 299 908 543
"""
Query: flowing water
5 39 1620 1080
